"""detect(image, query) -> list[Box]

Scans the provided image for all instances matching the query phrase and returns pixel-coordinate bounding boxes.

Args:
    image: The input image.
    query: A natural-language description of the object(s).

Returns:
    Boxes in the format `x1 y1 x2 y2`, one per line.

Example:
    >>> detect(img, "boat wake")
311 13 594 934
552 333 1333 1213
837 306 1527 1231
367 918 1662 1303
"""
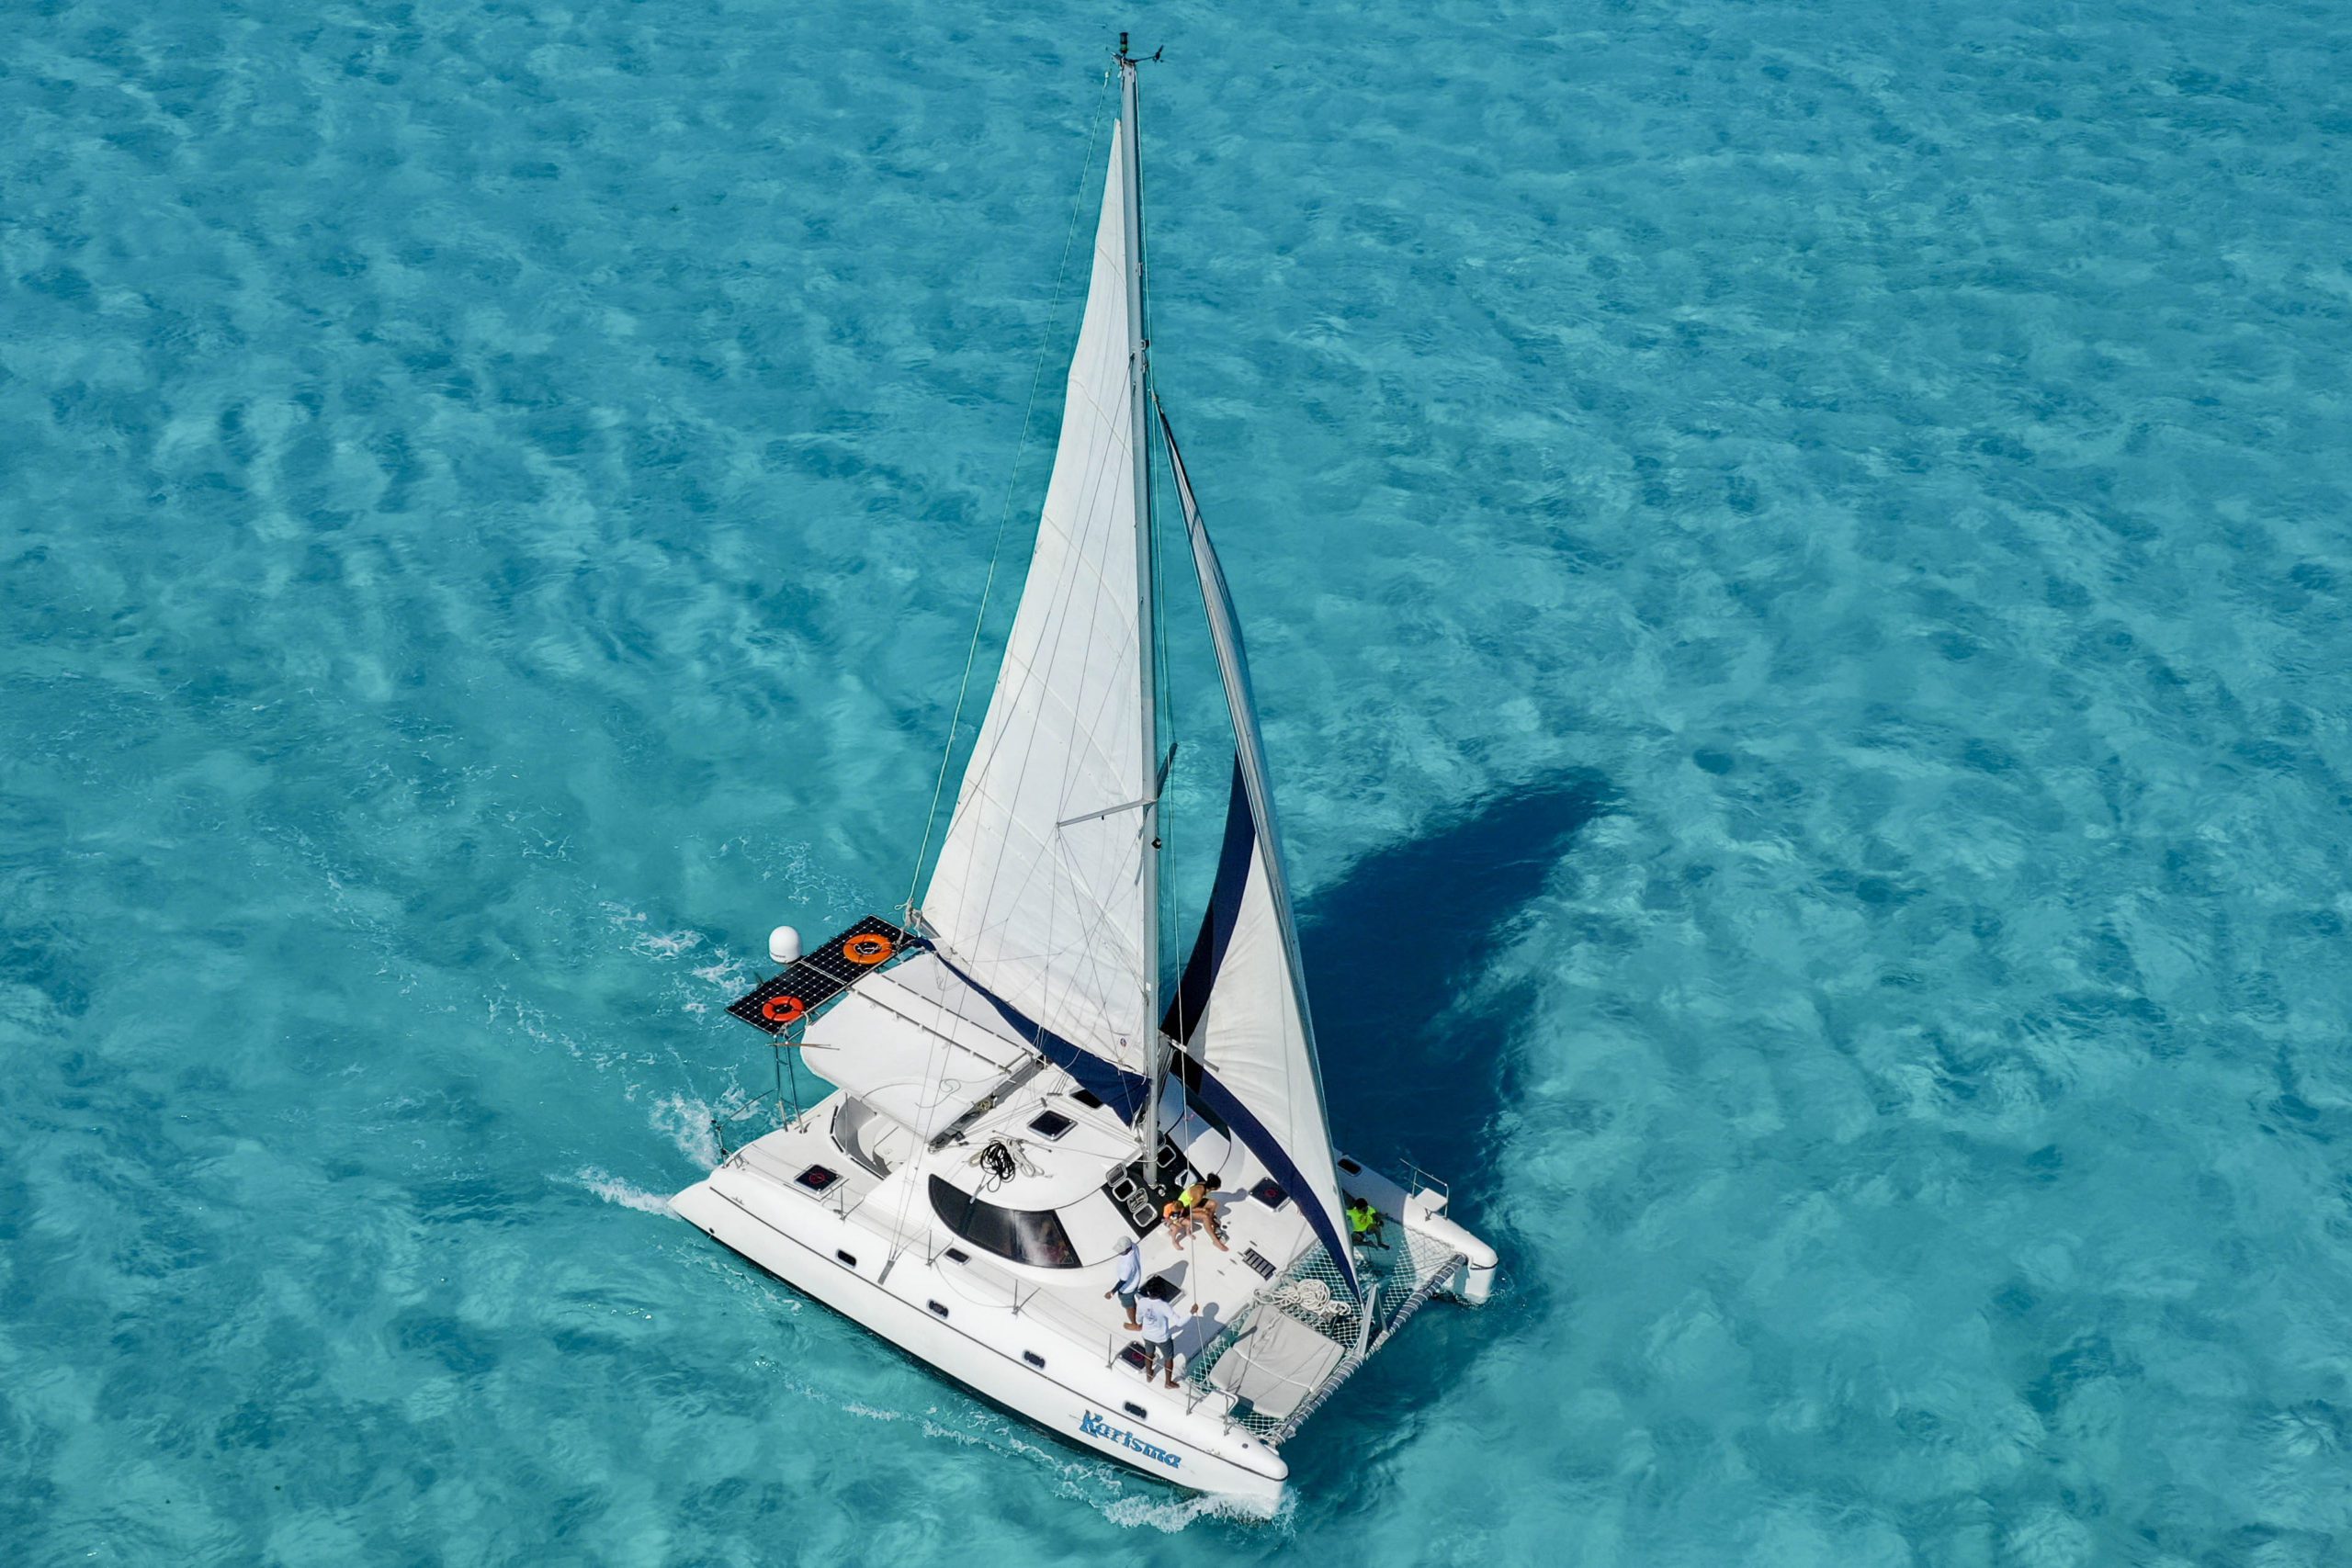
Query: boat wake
1089 1484 1292 1532
1000 1425 1295 1531
648 1091 723 1168
571 1167 673 1214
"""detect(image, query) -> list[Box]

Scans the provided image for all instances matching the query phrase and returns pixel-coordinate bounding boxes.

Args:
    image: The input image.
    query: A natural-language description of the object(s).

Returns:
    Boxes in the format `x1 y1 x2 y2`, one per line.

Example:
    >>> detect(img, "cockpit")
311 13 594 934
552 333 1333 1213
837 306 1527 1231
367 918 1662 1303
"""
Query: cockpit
926 1176 1084 1269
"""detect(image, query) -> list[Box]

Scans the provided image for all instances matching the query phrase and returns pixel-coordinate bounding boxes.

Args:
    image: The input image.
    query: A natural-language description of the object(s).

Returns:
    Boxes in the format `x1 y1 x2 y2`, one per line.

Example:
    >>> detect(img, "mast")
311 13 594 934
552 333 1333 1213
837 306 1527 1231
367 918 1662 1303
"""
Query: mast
1118 34 1164 1187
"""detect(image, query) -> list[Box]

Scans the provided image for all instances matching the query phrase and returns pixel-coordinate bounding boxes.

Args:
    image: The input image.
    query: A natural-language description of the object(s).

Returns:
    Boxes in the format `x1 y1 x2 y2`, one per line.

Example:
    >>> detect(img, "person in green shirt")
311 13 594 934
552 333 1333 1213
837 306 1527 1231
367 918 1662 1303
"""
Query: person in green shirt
1346 1196 1389 1250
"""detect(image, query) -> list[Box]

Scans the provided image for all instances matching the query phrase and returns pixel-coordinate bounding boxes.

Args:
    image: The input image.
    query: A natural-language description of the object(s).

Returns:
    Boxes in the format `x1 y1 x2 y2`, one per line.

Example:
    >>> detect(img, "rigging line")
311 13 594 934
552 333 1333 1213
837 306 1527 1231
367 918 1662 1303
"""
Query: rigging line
933 325 1132 873
914 253 1136 1078
954 410 1145 1063
903 69 1116 923
884 245 1113 1260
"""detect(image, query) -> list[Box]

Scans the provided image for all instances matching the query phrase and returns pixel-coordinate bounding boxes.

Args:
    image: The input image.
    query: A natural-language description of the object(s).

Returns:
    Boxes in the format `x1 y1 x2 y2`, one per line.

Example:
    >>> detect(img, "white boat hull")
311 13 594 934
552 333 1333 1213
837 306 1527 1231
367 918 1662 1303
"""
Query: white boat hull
671 1169 1292 1501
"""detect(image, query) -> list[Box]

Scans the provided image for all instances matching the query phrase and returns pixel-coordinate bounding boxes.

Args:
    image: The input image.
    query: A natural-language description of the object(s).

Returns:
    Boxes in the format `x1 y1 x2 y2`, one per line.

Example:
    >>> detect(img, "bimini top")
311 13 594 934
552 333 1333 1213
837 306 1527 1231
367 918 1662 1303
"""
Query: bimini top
796 951 1035 1141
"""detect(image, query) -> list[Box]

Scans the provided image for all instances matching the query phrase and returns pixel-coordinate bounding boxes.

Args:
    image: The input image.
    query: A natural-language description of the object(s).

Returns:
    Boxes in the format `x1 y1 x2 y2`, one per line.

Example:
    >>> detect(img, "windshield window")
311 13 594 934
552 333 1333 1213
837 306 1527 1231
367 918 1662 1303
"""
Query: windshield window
928 1176 1082 1269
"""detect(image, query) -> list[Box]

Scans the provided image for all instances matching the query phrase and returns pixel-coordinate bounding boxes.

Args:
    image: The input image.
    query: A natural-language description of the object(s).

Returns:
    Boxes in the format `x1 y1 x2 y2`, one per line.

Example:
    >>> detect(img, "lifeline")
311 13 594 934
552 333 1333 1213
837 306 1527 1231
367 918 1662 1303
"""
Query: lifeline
1078 1410 1182 1469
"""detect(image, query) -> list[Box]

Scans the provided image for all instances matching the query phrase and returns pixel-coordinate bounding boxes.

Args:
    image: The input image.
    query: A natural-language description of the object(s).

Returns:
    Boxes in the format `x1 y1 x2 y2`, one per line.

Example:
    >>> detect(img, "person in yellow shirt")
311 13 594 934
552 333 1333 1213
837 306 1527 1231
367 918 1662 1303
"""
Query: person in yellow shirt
1179 1177 1229 1252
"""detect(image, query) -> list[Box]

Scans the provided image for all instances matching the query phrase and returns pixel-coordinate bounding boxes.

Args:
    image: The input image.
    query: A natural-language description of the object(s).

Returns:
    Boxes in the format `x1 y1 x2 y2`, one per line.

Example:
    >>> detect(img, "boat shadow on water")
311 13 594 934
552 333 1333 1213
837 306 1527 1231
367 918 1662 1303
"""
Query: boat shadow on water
1303 771 1612 1188
1283 771 1611 1492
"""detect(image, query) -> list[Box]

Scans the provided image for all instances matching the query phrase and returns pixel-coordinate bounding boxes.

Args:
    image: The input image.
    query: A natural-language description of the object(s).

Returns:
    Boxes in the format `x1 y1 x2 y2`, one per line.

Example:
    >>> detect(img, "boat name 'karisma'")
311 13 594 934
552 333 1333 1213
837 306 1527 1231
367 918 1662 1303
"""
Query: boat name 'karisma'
1077 1410 1182 1469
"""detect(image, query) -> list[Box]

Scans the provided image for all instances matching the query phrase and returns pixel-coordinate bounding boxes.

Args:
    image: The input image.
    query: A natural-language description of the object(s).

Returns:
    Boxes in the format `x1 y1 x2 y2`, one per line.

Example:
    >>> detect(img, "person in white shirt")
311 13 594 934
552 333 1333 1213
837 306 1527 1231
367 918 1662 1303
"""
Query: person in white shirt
1102 1235 1144 1332
1136 1295 1181 1389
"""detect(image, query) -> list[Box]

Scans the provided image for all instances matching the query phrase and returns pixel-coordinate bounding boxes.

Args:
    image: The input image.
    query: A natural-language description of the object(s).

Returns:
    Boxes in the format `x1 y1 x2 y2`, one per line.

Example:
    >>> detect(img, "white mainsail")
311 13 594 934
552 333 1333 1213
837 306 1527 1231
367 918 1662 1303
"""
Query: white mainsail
917 118 1353 1286
921 128 1150 1072
1159 407 1358 1293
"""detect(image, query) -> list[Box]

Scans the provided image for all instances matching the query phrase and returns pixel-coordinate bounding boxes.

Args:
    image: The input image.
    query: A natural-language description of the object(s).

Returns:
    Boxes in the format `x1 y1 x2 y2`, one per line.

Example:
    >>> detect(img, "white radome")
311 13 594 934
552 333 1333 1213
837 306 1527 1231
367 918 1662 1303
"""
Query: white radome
767 925 802 965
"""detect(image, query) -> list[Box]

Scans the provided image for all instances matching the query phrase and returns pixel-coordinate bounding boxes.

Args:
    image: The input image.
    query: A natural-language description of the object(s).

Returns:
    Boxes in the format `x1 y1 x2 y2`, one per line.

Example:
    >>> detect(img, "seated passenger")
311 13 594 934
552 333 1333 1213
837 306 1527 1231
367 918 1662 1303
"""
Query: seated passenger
1180 1177 1230 1253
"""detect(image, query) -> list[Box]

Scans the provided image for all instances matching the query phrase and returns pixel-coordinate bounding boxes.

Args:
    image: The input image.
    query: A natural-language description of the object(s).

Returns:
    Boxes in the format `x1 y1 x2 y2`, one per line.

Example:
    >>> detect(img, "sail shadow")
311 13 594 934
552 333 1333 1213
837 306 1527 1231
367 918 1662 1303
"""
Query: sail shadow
1297 773 1611 1193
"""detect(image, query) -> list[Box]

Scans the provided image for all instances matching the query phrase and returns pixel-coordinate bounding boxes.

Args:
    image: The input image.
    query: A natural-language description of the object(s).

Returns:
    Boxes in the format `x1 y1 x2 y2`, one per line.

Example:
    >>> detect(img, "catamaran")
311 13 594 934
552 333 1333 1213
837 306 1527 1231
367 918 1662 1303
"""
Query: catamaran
672 39 1497 1500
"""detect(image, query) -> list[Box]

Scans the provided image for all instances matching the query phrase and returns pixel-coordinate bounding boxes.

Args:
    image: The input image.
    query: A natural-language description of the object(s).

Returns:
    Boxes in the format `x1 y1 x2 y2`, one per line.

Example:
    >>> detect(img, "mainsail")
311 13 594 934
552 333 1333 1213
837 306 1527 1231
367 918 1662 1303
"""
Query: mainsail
1159 406 1359 1295
918 117 1355 1292
920 128 1151 1073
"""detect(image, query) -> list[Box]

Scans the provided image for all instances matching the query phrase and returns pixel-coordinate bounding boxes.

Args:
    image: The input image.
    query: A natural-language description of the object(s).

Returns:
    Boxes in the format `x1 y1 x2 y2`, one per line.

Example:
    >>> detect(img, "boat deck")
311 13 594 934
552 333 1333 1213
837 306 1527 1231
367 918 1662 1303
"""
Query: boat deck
729 1086 1321 1373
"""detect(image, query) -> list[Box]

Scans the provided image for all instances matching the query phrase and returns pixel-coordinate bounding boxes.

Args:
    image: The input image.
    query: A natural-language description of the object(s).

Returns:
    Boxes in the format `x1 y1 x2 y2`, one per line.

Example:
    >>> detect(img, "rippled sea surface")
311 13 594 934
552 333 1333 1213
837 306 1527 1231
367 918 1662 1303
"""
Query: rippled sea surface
7 1 2352 1562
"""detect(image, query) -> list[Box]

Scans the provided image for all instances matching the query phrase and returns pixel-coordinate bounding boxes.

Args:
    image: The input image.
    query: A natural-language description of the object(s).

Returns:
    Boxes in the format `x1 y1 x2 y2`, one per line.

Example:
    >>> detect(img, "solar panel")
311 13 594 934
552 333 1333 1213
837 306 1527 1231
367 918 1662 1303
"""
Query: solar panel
726 915 914 1035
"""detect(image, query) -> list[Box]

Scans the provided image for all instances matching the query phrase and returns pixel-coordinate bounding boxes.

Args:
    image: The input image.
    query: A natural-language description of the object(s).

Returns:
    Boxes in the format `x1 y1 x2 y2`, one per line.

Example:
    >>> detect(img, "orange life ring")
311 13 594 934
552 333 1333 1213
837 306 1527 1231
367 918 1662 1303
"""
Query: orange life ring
842 933 894 966
760 995 807 1025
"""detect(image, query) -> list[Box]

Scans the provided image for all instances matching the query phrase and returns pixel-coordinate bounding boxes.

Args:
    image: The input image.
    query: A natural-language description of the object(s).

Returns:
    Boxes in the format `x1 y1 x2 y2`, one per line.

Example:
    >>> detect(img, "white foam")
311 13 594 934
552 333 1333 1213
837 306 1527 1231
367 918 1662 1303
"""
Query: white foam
650 1092 722 1168
1087 1478 1291 1532
630 928 703 959
691 957 752 990
571 1167 673 1215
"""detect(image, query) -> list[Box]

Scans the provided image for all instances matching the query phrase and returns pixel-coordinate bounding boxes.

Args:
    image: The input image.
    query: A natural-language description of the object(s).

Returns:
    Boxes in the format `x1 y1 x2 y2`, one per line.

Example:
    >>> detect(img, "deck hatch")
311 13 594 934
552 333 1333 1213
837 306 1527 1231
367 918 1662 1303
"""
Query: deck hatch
794 1164 841 1193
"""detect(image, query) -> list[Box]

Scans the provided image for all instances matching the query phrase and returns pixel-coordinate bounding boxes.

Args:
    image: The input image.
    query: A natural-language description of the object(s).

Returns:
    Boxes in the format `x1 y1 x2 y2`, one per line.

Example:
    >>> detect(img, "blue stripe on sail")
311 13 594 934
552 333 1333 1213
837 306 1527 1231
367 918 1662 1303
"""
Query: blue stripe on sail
1174 1053 1360 1298
1161 761 1257 1044
926 951 1150 1120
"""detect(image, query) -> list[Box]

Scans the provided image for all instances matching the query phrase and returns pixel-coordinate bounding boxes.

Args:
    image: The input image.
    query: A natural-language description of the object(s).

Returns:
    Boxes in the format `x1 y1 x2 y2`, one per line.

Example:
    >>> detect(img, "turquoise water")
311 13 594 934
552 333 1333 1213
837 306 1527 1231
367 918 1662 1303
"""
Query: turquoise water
6 0 2352 1562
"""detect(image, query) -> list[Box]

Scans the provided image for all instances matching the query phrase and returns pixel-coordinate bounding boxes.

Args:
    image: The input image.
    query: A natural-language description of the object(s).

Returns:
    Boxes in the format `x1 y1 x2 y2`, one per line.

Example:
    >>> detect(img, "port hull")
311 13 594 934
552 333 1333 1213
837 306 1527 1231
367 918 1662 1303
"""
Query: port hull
671 1173 1290 1501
